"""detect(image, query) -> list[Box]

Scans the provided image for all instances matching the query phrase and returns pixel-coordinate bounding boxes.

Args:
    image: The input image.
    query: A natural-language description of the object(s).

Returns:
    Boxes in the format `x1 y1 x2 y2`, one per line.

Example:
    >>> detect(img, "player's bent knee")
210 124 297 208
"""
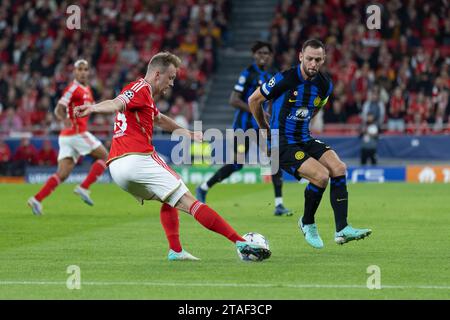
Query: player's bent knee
333 161 347 176
56 166 74 181
314 167 330 187
56 172 69 182
317 173 330 187
306 172 329 188
174 192 196 214
56 169 68 181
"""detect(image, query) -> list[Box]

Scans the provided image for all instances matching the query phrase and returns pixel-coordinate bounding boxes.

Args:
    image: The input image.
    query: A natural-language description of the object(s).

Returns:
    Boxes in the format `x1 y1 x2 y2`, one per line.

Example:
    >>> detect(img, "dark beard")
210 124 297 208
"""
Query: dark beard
303 65 317 78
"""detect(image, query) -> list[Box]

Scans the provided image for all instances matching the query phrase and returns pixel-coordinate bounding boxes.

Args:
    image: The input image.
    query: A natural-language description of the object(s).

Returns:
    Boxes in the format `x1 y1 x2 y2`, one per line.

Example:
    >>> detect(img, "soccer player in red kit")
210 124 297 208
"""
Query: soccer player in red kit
75 52 271 262
28 60 109 215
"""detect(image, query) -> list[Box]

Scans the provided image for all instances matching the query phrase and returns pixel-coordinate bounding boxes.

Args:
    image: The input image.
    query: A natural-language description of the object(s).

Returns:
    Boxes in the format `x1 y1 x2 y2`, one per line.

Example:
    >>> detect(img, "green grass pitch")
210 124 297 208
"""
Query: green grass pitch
0 183 449 299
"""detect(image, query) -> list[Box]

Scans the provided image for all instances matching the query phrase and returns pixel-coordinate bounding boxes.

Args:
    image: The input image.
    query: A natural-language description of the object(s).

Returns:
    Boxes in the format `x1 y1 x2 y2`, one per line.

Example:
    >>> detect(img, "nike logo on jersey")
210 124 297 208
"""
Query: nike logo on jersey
288 99 301 103
336 198 347 202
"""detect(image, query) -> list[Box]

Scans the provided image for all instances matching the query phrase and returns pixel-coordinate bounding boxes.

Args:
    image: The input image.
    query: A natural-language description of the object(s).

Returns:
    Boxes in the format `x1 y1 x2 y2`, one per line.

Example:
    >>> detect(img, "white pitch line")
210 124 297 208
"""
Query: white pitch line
0 281 449 290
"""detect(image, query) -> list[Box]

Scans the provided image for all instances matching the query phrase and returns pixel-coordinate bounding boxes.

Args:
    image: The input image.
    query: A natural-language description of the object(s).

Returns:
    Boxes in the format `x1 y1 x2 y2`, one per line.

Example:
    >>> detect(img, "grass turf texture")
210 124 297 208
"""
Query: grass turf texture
0 183 449 299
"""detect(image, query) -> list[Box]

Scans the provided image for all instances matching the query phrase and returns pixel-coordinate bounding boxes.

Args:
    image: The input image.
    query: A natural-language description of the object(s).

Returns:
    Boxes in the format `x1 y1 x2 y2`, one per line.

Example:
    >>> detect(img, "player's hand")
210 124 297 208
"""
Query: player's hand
190 131 203 142
74 105 93 118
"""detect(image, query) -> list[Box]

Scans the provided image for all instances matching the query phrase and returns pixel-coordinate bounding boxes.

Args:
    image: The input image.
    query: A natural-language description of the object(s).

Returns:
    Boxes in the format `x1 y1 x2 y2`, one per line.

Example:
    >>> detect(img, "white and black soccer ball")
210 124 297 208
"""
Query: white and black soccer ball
237 232 270 261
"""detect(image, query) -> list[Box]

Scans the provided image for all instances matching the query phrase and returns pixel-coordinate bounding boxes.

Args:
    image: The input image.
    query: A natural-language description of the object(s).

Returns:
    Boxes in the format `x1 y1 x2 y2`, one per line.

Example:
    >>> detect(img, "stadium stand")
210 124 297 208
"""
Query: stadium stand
269 0 450 135
0 0 232 136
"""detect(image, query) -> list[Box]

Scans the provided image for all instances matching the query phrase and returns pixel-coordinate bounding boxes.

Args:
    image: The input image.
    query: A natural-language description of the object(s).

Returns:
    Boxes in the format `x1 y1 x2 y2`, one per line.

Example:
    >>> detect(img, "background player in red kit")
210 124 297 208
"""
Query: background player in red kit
27 60 109 215
75 52 271 262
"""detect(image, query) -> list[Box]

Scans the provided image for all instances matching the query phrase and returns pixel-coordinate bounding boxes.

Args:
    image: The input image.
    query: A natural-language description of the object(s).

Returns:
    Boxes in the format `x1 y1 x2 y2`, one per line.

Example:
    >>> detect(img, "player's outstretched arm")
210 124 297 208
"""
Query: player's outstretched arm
248 88 270 131
74 98 124 118
155 113 203 142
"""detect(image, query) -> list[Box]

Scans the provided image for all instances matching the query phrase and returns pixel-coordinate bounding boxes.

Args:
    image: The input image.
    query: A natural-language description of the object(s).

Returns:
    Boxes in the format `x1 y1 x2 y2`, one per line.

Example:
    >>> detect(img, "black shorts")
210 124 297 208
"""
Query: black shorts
279 139 332 180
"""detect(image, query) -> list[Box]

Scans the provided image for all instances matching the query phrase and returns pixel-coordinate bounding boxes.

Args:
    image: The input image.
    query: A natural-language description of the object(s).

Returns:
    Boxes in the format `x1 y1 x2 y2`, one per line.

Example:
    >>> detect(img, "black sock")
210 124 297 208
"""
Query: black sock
302 183 325 225
207 164 241 188
330 175 348 232
271 170 283 198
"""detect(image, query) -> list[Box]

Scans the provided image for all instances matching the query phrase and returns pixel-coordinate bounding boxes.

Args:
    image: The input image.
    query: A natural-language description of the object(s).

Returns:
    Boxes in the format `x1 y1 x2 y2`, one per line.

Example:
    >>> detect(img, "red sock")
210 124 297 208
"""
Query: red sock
190 201 245 243
160 203 182 252
35 174 61 202
80 159 106 189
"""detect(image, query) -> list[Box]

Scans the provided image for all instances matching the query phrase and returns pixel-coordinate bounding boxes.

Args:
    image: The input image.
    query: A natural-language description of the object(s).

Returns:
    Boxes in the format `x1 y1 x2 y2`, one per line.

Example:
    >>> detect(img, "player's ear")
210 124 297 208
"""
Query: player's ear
299 51 303 63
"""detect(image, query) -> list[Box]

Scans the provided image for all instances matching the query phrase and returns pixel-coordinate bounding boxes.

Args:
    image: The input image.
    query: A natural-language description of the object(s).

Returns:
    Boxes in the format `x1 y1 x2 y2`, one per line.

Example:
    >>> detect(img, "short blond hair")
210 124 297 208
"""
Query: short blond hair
147 52 181 73
74 59 89 68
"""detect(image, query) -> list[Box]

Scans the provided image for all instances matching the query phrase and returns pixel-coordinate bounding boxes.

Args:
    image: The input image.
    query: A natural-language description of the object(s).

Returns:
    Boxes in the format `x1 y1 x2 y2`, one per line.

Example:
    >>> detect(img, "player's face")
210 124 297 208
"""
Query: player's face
158 64 177 96
299 47 325 78
253 47 272 68
74 63 89 85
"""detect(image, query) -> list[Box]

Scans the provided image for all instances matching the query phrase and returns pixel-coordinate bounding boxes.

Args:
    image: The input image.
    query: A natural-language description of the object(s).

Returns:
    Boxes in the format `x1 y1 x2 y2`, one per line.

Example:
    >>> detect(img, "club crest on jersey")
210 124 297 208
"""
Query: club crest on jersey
295 151 305 160
268 77 275 87
124 90 134 99
314 96 321 106
238 76 246 84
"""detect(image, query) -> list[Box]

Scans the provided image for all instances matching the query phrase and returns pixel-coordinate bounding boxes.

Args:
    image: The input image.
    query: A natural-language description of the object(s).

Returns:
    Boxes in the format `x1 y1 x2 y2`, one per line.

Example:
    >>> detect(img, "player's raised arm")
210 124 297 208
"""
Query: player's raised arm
248 88 270 131
75 98 124 118
155 113 203 142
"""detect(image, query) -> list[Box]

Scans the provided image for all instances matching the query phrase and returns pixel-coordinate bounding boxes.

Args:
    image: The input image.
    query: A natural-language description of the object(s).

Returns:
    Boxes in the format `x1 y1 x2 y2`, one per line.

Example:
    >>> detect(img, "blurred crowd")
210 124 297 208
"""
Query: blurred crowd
0 137 57 175
270 0 450 134
0 0 231 137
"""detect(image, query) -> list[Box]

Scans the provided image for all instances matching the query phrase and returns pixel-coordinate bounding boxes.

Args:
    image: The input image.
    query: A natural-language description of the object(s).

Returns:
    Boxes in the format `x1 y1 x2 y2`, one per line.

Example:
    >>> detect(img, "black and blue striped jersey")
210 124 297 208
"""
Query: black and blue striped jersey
260 64 333 145
232 63 272 130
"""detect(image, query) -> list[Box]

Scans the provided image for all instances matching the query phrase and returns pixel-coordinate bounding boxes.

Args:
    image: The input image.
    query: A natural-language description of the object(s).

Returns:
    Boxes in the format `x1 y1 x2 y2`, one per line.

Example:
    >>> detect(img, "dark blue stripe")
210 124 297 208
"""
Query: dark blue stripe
326 81 333 97
241 112 249 130
306 183 325 194
244 84 257 101
309 86 318 109
330 177 347 186
271 95 283 129
297 64 304 81
285 115 297 144
297 84 310 142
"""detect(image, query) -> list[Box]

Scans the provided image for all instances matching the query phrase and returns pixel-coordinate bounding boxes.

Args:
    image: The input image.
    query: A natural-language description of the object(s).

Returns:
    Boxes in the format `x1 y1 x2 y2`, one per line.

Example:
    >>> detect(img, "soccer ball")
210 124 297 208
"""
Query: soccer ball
237 232 270 261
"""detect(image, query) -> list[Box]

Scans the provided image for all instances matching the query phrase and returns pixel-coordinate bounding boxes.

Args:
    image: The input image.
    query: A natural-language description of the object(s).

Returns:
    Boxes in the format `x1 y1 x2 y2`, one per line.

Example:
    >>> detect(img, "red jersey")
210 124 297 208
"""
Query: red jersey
388 96 405 119
13 144 38 165
107 78 160 165
37 149 58 166
58 80 94 136
0 143 11 162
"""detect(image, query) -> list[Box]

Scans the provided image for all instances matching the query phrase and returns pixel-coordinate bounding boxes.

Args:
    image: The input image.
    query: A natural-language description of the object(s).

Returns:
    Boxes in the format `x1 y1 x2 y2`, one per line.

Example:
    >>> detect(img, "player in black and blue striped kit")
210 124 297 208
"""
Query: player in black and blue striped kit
249 39 371 248
196 41 292 216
